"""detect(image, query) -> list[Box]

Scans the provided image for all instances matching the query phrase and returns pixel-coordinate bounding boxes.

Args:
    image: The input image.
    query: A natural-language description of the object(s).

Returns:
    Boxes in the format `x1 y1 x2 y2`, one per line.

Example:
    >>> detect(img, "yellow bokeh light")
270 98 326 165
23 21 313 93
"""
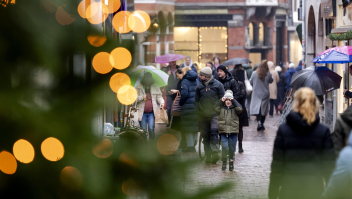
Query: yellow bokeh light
128 11 151 33
110 47 132 70
13 139 35 164
109 73 131 93
93 138 113 158
56 6 75 25
77 0 91 18
122 178 142 197
41 137 64 161
157 134 179 155
117 85 137 105
60 166 83 190
92 52 113 74
86 2 108 24
112 11 131 33
0 151 17 175
104 0 121 14
87 35 107 47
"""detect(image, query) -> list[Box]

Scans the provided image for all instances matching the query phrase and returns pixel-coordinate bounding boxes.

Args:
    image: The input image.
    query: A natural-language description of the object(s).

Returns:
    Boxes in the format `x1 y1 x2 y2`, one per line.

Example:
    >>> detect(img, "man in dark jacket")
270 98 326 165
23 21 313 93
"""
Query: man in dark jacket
332 106 352 154
166 61 179 126
195 67 225 164
216 65 240 100
284 63 297 91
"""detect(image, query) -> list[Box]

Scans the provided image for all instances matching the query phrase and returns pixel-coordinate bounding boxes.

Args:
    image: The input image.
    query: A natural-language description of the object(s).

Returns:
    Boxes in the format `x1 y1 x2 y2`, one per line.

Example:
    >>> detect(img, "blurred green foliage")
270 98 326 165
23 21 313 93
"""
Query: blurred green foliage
0 1 231 198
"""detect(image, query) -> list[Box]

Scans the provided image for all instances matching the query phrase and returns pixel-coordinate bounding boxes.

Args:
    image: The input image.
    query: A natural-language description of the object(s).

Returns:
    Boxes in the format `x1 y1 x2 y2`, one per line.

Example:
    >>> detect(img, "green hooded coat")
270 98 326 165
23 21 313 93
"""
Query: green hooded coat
214 99 242 134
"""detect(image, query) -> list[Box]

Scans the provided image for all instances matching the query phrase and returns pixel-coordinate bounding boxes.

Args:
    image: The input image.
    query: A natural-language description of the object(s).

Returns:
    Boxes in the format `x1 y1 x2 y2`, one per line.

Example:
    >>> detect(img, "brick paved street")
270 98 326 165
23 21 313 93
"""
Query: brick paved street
156 114 280 199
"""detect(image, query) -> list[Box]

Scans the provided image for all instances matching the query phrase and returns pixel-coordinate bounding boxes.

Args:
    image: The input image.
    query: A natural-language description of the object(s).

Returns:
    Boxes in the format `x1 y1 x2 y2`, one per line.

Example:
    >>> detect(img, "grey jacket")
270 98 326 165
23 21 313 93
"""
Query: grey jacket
249 71 273 116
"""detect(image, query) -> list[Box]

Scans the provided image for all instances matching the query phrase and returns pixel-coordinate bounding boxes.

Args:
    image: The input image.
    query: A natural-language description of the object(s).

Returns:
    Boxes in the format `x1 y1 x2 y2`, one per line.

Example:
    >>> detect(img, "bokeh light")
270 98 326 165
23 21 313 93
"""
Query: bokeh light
77 0 91 18
119 153 137 167
110 47 132 70
56 6 75 25
157 134 179 155
87 35 107 47
60 166 83 190
122 178 142 197
93 138 113 158
109 73 131 93
104 0 121 14
92 52 113 74
0 151 17 175
41 137 64 161
128 10 151 33
13 139 35 164
86 2 108 24
117 85 137 105
112 11 131 33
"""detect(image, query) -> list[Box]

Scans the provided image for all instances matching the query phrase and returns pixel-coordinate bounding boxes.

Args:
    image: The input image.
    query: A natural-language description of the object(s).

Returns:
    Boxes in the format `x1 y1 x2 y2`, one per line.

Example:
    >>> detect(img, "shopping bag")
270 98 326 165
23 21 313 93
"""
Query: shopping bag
155 108 169 124
171 91 182 116
244 70 253 94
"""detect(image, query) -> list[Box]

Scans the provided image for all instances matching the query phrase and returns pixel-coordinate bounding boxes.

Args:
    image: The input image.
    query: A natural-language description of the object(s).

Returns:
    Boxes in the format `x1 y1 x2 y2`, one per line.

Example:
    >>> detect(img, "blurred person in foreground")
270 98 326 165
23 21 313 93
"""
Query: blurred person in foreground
268 87 335 199
275 66 287 114
322 131 352 199
166 61 180 127
214 90 242 171
136 72 164 139
331 105 352 154
268 61 280 117
176 67 199 152
250 61 273 131
195 67 225 164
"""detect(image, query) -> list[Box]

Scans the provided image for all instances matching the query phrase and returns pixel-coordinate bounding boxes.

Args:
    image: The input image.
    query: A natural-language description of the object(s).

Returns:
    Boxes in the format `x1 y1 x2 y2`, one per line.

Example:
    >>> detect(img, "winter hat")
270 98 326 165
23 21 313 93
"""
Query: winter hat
217 65 228 74
275 66 282 72
289 63 295 68
200 67 213 78
223 90 234 99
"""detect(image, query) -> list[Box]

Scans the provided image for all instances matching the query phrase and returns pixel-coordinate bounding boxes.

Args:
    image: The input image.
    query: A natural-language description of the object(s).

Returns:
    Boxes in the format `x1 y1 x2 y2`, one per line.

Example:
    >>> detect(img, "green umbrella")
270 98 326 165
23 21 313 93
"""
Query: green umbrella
296 23 302 45
128 65 169 87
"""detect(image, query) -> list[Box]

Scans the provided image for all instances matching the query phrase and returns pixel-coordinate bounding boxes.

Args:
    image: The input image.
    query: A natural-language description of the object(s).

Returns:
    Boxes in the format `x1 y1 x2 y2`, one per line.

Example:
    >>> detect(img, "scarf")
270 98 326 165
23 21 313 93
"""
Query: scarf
203 76 213 86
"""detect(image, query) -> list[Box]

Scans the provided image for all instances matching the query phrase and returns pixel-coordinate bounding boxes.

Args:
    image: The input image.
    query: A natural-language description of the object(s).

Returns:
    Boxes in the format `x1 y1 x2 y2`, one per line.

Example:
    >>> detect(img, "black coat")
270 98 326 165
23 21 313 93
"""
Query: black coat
269 112 335 199
216 73 241 101
212 66 218 79
237 81 249 126
276 72 287 104
195 78 225 119
178 70 199 133
166 66 180 101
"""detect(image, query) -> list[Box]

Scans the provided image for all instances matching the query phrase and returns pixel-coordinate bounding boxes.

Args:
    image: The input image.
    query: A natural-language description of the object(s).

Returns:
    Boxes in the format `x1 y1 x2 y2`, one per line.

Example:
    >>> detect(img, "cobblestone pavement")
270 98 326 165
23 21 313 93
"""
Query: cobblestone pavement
155 114 280 199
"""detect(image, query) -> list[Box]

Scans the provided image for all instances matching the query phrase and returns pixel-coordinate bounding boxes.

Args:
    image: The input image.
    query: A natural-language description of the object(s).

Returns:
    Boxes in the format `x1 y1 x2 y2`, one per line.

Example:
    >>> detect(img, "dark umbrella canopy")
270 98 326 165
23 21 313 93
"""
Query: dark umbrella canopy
290 66 342 95
223 58 251 66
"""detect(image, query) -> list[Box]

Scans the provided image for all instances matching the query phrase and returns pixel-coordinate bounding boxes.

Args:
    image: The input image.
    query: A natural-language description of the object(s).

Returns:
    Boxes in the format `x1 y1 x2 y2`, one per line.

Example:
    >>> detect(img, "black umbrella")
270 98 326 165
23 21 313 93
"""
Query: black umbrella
223 58 251 66
290 66 342 95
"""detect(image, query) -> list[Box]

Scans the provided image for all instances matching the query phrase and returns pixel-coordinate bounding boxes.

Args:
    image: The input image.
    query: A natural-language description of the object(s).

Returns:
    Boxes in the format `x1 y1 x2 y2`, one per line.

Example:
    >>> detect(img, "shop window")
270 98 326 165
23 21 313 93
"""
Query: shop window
174 27 199 66
343 6 352 26
259 23 264 46
249 23 254 46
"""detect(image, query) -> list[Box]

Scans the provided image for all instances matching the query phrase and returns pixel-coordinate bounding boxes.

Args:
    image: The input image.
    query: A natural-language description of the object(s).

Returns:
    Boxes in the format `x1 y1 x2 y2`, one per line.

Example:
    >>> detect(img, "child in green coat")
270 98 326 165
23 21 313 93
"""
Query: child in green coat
214 90 242 171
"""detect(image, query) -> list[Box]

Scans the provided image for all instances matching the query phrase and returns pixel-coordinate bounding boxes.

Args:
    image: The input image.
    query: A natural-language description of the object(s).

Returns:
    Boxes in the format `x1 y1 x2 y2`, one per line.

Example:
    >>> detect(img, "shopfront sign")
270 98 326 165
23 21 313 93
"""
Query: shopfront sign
246 0 278 6
321 0 335 18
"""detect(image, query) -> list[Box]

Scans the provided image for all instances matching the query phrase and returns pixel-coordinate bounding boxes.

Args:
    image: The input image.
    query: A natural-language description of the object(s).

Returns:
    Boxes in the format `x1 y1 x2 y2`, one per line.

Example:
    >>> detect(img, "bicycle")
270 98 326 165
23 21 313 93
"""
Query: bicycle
118 106 148 141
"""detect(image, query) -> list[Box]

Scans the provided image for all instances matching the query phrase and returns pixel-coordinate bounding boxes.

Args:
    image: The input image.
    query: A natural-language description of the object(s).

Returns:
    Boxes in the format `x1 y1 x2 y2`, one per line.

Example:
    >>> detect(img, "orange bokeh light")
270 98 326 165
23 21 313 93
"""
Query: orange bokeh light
122 178 142 197
104 0 121 14
87 35 107 47
86 2 108 24
119 153 137 167
128 11 151 33
60 166 83 190
41 137 65 161
77 0 91 18
93 138 113 158
92 52 114 74
109 73 131 93
0 151 17 175
56 5 75 25
117 85 137 105
13 139 35 164
110 47 132 70
112 11 131 33
157 134 179 155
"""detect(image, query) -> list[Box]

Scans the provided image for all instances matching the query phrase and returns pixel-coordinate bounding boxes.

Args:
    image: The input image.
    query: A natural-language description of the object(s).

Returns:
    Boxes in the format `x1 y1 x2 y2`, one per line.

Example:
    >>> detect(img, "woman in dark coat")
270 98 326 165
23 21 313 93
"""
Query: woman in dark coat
176 67 199 152
275 66 287 114
268 87 335 199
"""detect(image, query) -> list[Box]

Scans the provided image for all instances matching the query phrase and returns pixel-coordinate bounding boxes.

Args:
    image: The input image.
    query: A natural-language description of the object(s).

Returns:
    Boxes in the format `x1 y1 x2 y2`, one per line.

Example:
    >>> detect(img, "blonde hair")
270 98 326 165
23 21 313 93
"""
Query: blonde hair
182 66 191 75
292 88 320 125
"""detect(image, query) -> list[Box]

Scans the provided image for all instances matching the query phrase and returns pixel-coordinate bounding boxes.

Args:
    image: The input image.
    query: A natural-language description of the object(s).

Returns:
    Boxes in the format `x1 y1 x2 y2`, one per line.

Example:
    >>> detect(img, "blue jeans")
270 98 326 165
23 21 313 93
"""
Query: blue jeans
220 134 238 161
141 112 155 139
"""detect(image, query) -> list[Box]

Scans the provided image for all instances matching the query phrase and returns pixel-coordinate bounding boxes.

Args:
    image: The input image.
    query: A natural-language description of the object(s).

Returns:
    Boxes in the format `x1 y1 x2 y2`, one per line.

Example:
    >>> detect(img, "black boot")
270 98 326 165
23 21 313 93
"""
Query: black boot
229 161 234 171
257 121 263 131
239 143 244 153
222 161 227 171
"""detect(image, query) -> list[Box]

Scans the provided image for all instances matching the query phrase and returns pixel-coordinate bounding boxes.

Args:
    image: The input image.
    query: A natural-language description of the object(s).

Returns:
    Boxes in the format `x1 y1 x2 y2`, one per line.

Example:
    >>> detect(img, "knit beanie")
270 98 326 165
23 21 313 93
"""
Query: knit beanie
223 90 233 99
275 66 282 72
200 67 213 78
289 63 295 68
217 65 228 74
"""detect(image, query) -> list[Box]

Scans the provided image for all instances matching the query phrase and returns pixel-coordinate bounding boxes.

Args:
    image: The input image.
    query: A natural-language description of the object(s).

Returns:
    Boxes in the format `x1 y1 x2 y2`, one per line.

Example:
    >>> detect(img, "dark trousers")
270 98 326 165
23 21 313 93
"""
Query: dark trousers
257 108 266 124
238 123 243 143
269 99 278 116
166 95 173 124
198 116 219 157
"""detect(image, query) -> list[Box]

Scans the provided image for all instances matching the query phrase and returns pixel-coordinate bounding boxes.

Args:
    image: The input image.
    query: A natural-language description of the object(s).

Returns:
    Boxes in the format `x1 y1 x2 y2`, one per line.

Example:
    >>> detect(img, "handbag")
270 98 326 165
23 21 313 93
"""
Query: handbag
155 108 169 124
244 70 253 94
171 91 182 116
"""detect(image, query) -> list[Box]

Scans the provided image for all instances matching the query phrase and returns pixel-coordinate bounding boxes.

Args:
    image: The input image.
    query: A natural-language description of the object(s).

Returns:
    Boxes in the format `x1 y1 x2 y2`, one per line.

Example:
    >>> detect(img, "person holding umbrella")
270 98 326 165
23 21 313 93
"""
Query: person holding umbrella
344 64 352 99
135 72 165 139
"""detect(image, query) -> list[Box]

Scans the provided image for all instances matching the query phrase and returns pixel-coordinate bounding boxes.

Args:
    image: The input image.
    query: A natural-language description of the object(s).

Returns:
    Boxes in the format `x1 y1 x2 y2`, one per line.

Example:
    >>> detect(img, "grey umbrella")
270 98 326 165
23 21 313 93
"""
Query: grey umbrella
222 58 251 66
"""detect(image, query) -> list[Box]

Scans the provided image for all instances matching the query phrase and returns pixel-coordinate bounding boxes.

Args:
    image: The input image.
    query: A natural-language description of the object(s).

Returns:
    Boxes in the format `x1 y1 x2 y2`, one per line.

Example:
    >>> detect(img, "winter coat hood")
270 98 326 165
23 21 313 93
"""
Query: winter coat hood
183 70 198 81
182 58 194 68
268 61 275 71
287 68 296 75
242 64 252 70
340 106 352 125
286 111 320 134
217 72 233 83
